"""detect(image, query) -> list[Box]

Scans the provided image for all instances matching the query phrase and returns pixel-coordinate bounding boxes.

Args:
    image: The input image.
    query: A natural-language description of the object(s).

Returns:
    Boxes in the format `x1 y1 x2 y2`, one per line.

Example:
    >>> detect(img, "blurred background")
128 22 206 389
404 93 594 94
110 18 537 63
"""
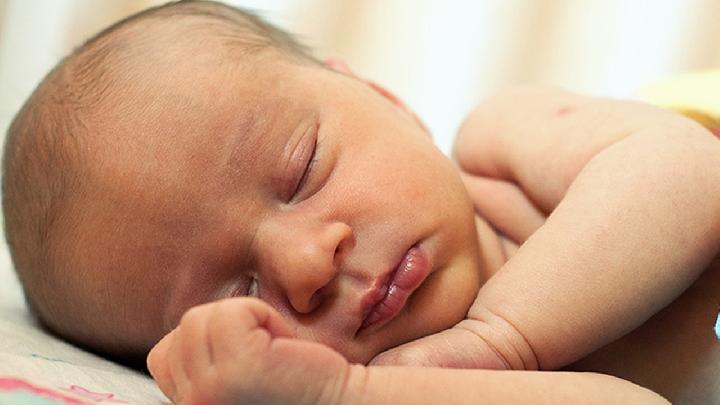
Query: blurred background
2 0 720 154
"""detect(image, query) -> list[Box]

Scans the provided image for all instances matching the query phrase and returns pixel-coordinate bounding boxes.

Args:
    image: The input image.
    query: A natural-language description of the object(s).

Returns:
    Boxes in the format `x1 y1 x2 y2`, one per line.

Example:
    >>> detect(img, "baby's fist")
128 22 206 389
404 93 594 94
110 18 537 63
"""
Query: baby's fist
147 298 353 405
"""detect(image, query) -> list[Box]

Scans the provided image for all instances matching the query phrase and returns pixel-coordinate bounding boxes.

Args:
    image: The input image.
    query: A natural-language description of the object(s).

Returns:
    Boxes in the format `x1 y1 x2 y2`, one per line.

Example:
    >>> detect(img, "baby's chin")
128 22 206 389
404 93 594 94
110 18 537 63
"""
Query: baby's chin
340 341 401 365
344 328 446 365
338 321 450 365
308 327 409 365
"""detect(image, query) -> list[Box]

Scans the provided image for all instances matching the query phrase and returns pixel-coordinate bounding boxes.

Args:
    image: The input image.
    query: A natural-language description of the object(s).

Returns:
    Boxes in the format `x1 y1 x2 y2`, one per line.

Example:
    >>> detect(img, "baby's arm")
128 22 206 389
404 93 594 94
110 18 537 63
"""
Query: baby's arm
451 86 720 370
147 298 667 404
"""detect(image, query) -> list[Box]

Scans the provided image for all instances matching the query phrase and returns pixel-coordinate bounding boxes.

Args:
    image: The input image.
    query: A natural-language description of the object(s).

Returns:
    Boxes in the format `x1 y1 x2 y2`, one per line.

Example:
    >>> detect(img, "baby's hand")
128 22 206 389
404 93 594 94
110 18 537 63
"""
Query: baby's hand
370 305 538 371
147 298 354 405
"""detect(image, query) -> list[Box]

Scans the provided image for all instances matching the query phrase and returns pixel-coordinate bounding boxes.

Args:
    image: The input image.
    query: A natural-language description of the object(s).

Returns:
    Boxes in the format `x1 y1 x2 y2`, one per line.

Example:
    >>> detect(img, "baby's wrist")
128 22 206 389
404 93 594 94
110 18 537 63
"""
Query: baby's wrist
329 364 368 405
458 311 539 370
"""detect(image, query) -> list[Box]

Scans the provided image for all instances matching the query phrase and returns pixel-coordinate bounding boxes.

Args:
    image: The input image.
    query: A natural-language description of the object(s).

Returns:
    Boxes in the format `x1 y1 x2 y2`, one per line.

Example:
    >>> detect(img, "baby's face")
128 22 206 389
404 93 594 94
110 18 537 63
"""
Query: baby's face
77 55 482 363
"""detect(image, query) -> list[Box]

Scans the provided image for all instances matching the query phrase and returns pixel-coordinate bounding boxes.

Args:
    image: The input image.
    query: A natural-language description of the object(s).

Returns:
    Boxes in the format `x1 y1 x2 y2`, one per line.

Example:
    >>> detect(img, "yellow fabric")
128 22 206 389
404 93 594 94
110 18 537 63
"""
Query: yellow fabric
641 70 720 131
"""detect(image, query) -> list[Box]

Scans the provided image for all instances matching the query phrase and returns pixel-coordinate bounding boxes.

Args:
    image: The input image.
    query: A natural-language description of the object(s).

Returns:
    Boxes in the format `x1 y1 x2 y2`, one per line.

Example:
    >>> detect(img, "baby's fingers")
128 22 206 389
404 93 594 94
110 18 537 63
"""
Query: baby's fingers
147 330 179 402
207 298 293 358
148 298 296 404
147 304 216 403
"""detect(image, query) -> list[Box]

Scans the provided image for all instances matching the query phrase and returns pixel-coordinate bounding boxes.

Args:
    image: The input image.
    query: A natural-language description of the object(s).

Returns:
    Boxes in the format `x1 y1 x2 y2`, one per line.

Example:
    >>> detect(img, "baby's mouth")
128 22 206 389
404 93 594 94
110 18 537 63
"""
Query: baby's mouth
355 244 431 336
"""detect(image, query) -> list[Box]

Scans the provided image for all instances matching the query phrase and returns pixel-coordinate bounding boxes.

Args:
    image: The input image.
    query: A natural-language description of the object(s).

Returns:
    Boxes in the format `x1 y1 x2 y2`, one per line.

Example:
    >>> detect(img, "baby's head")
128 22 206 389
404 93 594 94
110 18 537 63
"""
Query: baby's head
3 0 483 365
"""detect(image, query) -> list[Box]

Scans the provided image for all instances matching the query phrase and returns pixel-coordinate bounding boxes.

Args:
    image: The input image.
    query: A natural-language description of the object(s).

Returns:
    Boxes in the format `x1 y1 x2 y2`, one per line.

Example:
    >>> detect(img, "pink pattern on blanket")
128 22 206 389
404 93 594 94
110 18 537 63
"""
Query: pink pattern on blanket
0 377 128 404
62 385 127 403
0 377 87 404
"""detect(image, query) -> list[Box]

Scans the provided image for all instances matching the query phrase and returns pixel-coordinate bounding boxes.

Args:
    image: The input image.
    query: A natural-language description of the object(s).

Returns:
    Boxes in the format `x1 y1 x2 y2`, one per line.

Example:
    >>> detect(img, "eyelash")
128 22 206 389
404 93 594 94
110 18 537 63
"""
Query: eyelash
291 139 321 200
247 276 258 297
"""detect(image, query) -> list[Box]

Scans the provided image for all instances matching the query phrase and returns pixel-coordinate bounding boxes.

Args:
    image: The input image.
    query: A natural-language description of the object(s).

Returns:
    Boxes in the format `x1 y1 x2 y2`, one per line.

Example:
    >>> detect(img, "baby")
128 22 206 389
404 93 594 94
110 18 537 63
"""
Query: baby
4 1 720 403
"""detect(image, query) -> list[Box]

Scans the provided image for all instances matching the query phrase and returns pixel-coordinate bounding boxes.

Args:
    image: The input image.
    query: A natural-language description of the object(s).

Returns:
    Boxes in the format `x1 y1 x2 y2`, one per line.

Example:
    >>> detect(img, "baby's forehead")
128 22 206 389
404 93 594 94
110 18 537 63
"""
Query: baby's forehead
81 45 329 209
88 74 294 199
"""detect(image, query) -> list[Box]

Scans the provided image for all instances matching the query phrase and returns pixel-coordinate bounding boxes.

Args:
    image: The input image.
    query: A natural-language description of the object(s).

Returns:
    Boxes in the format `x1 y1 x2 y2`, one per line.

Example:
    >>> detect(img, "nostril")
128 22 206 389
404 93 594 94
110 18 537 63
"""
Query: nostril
334 244 348 267
307 287 328 312
334 243 344 266
333 230 354 267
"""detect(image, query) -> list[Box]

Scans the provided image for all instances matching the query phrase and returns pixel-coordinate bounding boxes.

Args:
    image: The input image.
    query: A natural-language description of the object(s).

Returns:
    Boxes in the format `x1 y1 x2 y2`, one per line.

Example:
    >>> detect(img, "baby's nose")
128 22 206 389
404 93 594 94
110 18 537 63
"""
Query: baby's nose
255 217 354 314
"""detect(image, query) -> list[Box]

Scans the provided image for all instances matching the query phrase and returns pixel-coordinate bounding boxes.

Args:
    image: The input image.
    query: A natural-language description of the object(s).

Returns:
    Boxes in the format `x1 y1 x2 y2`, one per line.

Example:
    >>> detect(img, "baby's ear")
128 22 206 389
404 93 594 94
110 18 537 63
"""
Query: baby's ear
325 57 354 75
324 57 409 111
324 58 429 133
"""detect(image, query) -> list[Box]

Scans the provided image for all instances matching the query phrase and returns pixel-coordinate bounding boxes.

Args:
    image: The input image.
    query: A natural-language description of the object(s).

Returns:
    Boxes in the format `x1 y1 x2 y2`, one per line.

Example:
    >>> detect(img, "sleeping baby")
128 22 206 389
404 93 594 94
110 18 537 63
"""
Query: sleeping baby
4 1 720 403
